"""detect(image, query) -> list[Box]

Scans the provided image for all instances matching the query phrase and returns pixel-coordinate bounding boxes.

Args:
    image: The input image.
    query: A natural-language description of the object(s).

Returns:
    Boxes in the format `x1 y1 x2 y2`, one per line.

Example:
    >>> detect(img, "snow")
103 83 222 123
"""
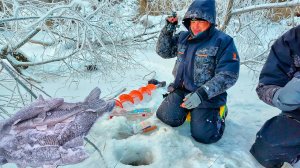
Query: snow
1 1 295 167
2 46 281 168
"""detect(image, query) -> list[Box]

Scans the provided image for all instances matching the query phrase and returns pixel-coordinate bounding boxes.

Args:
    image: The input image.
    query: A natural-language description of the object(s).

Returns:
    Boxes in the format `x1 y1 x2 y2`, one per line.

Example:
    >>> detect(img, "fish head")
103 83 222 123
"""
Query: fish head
97 100 115 113
86 99 115 114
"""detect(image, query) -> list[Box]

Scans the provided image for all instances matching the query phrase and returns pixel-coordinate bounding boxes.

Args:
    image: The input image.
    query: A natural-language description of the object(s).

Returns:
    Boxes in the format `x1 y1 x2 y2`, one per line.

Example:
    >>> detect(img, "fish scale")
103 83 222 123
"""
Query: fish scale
38 135 59 146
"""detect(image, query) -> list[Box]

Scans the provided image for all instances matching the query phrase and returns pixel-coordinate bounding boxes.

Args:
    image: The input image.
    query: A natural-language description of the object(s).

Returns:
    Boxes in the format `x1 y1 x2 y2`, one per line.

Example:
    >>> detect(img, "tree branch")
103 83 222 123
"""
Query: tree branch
0 60 37 99
7 50 79 67
231 1 300 16
11 27 41 52
220 0 234 31
27 2 75 28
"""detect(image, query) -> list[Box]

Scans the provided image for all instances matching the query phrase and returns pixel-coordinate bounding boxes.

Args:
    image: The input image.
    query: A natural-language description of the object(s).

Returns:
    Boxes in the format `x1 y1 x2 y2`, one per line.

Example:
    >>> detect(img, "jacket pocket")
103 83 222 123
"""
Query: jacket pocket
172 46 186 77
194 47 218 86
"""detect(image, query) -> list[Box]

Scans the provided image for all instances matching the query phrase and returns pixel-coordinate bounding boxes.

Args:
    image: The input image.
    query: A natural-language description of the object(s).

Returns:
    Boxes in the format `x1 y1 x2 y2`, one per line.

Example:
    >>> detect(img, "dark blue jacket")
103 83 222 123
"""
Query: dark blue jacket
256 25 300 107
156 0 240 108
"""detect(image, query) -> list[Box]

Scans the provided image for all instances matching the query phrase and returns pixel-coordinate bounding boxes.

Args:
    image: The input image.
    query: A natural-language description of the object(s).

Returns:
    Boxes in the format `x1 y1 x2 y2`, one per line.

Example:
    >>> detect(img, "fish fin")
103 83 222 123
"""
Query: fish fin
36 125 48 131
63 136 84 148
84 87 101 103
37 95 45 101
60 148 89 164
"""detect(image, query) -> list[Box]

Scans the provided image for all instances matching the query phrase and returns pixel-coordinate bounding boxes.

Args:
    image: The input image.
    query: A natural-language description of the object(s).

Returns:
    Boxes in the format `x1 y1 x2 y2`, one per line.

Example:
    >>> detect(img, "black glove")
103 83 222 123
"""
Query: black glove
166 12 178 32
167 83 175 92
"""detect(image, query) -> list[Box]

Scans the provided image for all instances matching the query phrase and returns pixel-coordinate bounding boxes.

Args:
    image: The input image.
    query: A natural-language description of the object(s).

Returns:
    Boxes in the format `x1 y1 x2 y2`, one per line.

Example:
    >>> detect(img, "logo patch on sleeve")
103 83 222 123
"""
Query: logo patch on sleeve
233 53 238 60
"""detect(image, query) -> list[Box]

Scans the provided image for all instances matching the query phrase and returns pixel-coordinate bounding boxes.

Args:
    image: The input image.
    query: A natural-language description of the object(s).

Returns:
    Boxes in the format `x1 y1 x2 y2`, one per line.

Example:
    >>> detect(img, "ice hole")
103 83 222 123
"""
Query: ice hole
112 131 133 140
115 146 154 166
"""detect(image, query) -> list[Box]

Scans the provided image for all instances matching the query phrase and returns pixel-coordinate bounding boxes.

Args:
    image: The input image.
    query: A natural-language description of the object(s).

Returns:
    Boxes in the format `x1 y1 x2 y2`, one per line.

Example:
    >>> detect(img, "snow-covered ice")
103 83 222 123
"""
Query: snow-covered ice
1 46 281 168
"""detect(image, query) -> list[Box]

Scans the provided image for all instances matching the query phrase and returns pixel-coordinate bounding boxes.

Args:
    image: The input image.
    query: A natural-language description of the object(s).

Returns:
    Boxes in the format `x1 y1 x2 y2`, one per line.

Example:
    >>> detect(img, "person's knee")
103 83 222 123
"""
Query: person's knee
191 132 221 144
250 139 284 168
250 115 300 168
156 102 185 127
156 111 185 127
156 91 186 127
191 126 222 144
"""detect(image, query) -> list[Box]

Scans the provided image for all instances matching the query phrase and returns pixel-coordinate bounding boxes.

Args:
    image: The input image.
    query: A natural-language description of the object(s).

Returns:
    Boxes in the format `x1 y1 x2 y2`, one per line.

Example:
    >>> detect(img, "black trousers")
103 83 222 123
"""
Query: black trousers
250 111 300 168
156 89 225 144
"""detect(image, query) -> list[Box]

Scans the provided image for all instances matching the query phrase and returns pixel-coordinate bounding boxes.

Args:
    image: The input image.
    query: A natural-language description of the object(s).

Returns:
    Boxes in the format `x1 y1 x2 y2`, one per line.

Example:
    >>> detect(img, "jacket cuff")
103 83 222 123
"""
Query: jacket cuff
162 24 176 35
196 87 209 101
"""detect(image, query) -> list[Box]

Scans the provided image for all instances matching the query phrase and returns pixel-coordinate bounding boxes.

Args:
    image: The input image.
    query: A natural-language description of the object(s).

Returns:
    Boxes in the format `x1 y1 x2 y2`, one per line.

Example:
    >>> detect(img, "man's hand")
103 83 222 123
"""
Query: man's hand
166 16 178 25
165 12 178 32
181 92 202 109
167 83 175 92
272 77 300 111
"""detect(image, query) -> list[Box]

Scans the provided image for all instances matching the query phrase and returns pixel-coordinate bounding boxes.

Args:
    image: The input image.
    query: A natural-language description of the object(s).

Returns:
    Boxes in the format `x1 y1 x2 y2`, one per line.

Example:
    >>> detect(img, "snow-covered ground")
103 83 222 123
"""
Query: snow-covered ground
2 0 300 166
2 45 281 168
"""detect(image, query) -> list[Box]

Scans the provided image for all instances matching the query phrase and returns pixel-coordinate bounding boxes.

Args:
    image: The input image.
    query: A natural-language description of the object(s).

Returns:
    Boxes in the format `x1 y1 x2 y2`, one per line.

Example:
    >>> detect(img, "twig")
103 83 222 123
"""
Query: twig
10 27 41 52
0 16 83 25
1 60 52 97
0 60 37 99
0 106 11 118
26 2 75 29
7 50 79 67
103 88 127 100
241 60 264 65
16 83 25 106
220 0 234 31
29 39 54 47
83 137 108 168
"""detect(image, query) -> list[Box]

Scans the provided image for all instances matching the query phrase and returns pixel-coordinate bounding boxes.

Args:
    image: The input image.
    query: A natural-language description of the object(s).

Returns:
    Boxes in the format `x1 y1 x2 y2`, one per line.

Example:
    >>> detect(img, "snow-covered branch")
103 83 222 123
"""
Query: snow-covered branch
11 27 41 52
6 50 78 67
26 2 75 28
231 1 300 16
0 0 151 77
219 0 234 31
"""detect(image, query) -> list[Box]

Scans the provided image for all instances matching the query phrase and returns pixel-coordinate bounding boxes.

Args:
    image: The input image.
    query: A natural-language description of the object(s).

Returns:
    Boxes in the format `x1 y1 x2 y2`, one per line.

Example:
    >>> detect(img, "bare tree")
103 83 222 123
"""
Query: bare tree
0 0 158 78
0 0 158 115
216 0 300 73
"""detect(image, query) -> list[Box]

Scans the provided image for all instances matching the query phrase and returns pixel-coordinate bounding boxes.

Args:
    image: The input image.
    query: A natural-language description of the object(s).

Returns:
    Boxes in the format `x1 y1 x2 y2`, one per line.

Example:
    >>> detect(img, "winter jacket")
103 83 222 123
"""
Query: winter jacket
156 0 240 108
256 25 300 107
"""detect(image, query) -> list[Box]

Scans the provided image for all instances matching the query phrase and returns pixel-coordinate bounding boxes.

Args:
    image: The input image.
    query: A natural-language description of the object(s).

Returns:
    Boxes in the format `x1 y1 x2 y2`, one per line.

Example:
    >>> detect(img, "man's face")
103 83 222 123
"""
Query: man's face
190 20 211 36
